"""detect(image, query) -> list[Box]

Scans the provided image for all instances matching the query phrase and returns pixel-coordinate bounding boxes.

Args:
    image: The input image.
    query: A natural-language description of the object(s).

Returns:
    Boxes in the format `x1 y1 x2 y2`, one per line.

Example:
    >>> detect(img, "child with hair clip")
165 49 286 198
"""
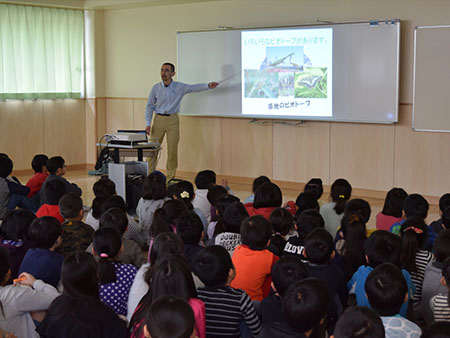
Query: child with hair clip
400 217 434 309
36 252 128 338
376 188 408 231
268 207 298 257
430 257 450 322
142 295 196 338
85 176 116 231
136 171 169 244
320 178 352 237
127 232 185 322
215 201 248 255
129 255 205 338
0 247 60 338
92 227 137 316
332 306 385 338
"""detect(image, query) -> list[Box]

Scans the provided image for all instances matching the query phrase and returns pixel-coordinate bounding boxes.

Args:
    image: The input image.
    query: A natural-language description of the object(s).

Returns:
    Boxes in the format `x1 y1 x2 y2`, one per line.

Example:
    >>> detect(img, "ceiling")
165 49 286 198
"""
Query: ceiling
1 0 226 10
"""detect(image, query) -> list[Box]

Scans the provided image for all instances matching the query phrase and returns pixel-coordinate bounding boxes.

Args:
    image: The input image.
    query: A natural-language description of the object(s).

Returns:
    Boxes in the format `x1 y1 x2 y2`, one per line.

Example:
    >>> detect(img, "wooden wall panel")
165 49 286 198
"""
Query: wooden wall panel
97 98 107 139
105 99 133 133
221 118 273 178
330 122 395 191
43 100 86 165
394 105 450 196
133 99 146 129
0 100 45 170
85 99 97 164
273 121 331 184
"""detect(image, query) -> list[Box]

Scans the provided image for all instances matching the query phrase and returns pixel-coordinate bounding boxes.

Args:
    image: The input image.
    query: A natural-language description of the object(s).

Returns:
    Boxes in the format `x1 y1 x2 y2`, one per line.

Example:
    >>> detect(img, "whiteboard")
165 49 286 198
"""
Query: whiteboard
177 20 400 124
413 25 450 132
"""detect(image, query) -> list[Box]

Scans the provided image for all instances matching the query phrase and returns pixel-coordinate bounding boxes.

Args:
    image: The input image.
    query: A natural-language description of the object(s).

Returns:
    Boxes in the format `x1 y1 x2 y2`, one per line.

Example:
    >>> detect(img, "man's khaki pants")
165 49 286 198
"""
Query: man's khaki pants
148 113 179 182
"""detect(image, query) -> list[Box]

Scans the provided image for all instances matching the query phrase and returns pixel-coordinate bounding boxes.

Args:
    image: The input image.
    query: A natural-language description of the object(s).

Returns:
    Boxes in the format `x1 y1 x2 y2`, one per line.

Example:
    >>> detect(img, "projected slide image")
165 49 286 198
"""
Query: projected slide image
244 69 279 98
294 67 328 98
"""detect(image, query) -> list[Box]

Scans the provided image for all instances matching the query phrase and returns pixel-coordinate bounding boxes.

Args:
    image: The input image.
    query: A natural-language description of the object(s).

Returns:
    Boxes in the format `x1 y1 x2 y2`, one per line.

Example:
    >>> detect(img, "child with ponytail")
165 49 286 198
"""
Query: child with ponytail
93 227 137 316
320 178 352 236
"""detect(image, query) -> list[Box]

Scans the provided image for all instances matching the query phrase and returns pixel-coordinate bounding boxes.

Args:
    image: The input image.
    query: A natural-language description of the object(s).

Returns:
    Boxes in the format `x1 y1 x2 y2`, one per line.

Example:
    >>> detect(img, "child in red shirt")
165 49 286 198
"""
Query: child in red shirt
26 154 49 198
36 179 66 223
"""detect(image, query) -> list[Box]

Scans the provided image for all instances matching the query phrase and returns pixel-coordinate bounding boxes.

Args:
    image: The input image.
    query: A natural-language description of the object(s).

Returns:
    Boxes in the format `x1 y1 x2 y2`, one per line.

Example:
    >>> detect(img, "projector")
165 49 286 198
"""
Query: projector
104 133 147 143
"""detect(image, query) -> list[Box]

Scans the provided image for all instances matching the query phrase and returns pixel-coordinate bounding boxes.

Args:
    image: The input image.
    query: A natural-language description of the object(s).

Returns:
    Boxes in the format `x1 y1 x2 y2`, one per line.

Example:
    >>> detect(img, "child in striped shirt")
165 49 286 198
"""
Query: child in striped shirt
430 257 450 322
194 245 262 338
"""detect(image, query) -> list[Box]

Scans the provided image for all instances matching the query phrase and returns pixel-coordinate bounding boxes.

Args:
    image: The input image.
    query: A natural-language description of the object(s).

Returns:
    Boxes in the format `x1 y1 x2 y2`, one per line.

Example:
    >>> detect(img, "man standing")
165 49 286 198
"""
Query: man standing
145 62 218 182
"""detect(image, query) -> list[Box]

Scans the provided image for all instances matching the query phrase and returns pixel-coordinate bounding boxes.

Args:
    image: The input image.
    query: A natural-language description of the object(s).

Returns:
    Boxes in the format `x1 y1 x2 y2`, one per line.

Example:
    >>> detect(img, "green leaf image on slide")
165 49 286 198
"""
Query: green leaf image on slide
245 69 279 98
294 67 328 98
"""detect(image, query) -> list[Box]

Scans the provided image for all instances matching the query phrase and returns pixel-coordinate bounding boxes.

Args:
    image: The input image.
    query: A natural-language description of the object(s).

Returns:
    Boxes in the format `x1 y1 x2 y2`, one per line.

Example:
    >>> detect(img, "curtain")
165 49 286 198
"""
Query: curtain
0 4 84 99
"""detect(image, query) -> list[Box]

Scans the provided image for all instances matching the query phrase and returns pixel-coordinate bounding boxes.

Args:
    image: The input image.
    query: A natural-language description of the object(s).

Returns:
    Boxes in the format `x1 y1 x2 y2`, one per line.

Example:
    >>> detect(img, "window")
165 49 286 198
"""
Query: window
0 4 84 99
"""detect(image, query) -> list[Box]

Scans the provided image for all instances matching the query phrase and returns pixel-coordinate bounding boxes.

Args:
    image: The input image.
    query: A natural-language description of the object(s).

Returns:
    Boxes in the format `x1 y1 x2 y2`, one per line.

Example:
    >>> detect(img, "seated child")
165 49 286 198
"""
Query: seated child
304 228 348 332
84 176 116 231
428 193 450 236
215 201 248 255
93 227 137 316
258 278 330 338
193 170 217 222
36 179 66 223
420 229 450 324
365 263 422 337
430 257 450 322
0 247 60 338
19 216 64 287
194 245 262 338
389 193 428 236
268 207 298 257
0 209 37 281
206 184 228 226
142 295 196 338
348 230 415 318
332 306 385 338
40 156 82 206
421 322 450 338
231 215 279 301
294 192 320 217
57 192 94 257
244 175 270 204
376 188 407 231
320 178 352 237
303 178 324 205
245 182 283 220
207 194 239 243
175 210 204 266
283 209 324 259
260 255 309 325
25 154 49 199
0 155 35 218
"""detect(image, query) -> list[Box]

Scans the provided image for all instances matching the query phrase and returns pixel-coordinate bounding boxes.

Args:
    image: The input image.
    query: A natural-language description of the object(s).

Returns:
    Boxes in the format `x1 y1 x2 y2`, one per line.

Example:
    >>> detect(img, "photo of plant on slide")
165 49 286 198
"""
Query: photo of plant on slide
244 69 279 98
294 67 328 98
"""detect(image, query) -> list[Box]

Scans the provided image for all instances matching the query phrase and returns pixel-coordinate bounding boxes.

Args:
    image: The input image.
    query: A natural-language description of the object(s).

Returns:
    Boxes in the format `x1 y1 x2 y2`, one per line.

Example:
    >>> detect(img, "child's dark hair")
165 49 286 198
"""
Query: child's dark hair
91 177 116 219
439 193 450 213
194 245 234 288
442 206 450 230
99 207 128 234
46 156 65 175
295 209 325 242
400 216 428 273
271 256 309 297
304 228 334 265
364 230 402 268
0 155 13 178
0 209 36 241
206 185 228 205
295 192 320 217
213 194 240 236
62 251 99 300
304 178 323 201
330 178 352 215
333 306 385 338
403 193 429 219
345 198 371 224
175 211 203 245
144 295 195 338
0 247 10 285
222 201 248 234
283 278 330 333
45 179 67 205
441 257 450 307
101 195 127 214
59 192 83 219
341 212 367 280
252 175 271 193
31 154 49 173
421 321 450 338
434 229 450 263
150 200 186 239
270 207 294 236
173 180 195 210
94 227 122 284
382 188 408 218
195 170 216 189
240 215 273 250
253 182 282 209
28 216 62 249
142 172 167 200
365 263 407 316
